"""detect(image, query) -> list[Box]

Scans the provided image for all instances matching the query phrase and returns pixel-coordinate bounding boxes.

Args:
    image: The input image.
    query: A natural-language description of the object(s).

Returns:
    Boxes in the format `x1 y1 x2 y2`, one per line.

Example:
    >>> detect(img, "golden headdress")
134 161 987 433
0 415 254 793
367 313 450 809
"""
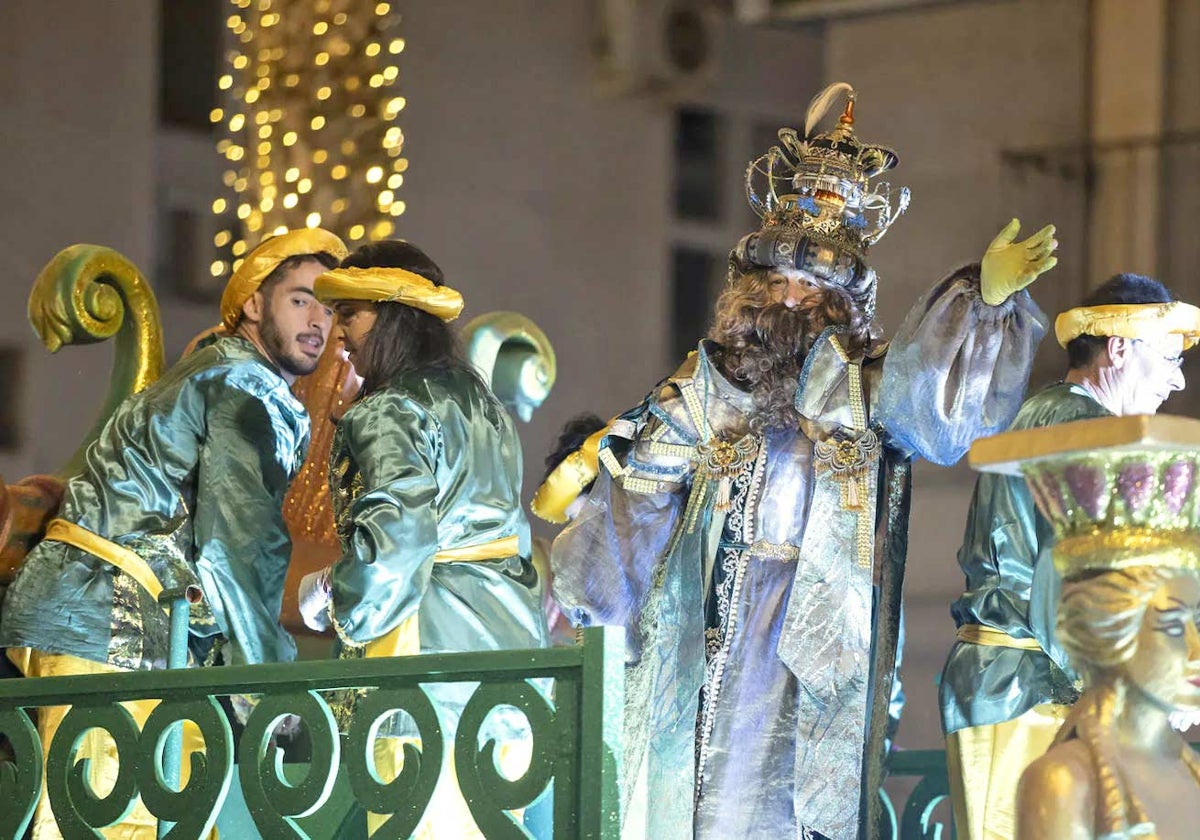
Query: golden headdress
314 267 464 322
220 228 349 330
1055 301 1200 350
970 415 1200 579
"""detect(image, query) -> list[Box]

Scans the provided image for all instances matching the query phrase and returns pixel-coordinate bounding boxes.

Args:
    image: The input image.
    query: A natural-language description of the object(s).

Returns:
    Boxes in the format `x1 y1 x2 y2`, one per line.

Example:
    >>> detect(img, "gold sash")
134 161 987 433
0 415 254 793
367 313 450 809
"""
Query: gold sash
44 518 164 602
432 534 519 564
359 534 522 659
956 623 1043 651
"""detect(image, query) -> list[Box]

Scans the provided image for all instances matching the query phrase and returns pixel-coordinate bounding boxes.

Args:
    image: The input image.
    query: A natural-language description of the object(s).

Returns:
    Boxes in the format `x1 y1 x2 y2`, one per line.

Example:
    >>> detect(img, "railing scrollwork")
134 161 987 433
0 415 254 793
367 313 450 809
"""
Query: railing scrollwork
0 626 623 839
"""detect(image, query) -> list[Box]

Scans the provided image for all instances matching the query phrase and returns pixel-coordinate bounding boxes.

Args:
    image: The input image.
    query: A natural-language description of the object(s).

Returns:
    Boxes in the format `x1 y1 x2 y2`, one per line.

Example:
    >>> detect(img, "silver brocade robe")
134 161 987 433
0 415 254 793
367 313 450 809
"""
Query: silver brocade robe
551 267 1047 840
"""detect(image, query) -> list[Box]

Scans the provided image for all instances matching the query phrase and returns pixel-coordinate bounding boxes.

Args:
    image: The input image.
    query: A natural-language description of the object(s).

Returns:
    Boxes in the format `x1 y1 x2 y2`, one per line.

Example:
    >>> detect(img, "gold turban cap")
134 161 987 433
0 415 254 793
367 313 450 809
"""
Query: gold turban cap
219 228 349 330
314 266 465 322
1054 301 1200 350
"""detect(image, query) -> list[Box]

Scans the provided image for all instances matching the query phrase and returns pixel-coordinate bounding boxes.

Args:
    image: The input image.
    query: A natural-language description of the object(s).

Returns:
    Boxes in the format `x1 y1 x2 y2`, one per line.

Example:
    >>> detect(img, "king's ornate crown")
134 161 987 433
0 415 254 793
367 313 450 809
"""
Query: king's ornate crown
733 83 910 322
746 82 910 259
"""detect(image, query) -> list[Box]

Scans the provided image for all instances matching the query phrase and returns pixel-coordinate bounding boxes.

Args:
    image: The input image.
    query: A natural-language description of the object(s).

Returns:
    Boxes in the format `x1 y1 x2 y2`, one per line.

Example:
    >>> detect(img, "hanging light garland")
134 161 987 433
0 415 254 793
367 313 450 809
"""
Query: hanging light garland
211 0 407 279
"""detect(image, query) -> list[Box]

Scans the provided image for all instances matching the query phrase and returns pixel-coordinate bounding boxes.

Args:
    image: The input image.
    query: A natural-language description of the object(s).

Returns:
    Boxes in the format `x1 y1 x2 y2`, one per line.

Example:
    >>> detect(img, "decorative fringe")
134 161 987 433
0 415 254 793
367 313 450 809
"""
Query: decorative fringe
714 477 733 512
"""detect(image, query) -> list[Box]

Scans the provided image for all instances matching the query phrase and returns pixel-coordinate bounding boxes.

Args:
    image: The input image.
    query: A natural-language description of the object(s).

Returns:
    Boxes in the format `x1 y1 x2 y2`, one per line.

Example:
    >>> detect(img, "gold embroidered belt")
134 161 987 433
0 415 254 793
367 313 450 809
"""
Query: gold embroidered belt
341 534 523 659
956 624 1042 651
718 539 801 562
44 518 165 602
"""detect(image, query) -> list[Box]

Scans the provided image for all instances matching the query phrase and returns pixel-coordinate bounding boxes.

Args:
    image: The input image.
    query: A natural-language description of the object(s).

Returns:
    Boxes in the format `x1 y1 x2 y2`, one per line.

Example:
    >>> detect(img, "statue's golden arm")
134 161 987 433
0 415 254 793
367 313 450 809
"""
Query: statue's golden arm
1016 742 1097 840
28 245 165 478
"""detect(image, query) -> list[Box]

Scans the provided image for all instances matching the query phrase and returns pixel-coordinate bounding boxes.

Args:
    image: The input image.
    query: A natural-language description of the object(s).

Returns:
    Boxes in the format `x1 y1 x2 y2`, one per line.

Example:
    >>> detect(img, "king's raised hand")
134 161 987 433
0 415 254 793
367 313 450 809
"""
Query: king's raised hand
980 218 1058 306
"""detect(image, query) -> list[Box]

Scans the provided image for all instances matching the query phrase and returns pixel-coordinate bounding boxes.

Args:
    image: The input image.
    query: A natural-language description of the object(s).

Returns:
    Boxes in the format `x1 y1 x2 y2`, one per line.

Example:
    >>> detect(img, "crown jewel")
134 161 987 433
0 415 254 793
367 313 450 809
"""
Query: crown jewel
970 415 1200 579
732 83 910 323
746 83 911 258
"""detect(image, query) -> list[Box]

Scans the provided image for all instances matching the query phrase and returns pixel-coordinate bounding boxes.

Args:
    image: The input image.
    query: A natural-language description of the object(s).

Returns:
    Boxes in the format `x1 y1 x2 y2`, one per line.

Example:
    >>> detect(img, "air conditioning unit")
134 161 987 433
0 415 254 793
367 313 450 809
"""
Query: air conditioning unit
593 0 721 98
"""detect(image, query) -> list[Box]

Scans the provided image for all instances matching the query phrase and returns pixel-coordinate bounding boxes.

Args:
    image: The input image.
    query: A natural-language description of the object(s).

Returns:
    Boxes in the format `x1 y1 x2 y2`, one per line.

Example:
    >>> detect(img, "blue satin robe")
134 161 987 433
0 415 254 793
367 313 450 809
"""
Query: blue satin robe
326 366 549 733
939 382 1110 735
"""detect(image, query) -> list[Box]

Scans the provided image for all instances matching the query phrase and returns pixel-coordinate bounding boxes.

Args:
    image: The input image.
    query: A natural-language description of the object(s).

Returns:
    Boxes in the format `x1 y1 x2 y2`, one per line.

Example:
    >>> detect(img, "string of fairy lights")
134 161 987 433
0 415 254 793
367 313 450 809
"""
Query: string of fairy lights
211 0 407 279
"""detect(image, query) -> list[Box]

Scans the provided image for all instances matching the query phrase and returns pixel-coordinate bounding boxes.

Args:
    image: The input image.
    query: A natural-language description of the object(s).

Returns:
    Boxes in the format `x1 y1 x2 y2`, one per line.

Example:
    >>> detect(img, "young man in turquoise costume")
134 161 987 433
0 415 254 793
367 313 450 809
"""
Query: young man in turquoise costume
551 82 1057 840
0 227 346 838
939 273 1198 840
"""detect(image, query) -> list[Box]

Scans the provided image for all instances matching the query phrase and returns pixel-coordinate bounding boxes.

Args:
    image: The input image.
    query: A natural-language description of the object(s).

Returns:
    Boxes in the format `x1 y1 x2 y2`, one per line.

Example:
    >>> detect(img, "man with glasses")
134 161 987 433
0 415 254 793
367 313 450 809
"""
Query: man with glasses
939 273 1200 840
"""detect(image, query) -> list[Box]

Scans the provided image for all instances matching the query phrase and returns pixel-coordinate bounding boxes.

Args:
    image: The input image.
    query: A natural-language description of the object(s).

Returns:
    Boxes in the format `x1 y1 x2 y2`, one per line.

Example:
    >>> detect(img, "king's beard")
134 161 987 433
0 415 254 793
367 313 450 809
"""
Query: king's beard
709 280 865 431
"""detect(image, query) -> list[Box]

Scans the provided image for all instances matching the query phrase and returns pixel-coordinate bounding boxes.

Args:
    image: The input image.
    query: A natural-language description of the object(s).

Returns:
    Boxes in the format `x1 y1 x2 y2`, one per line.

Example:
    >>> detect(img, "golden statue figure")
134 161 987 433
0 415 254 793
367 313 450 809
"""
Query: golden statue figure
970 415 1200 840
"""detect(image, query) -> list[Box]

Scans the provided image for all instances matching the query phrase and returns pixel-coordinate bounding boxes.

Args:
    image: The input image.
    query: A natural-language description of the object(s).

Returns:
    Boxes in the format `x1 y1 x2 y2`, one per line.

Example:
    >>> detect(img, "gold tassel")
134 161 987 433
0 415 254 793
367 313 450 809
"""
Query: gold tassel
714 476 733 512
845 474 860 511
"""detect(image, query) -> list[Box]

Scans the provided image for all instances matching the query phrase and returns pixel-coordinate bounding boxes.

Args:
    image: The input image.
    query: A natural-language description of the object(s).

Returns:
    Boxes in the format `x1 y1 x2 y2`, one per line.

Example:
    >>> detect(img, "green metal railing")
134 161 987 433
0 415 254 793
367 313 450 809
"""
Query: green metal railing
0 617 968 839
881 750 956 840
0 626 623 839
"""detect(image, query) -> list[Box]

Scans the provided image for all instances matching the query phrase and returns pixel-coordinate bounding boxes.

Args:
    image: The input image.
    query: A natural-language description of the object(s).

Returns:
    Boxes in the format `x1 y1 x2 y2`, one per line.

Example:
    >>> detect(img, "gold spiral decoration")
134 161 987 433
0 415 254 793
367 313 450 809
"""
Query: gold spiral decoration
28 244 165 477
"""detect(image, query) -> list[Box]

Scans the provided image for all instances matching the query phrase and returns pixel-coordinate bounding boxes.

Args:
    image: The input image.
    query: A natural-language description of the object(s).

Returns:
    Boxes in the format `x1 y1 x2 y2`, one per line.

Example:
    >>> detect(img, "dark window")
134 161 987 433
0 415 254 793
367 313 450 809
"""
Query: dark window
159 0 222 131
158 206 229 303
670 245 725 363
673 109 722 221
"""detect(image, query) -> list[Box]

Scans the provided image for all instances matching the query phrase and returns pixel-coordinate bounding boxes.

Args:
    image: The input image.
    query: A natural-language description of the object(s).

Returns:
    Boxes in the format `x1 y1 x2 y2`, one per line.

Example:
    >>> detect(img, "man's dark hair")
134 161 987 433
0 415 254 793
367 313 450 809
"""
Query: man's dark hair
543 413 607 487
340 240 484 396
1066 273 1174 369
257 252 340 298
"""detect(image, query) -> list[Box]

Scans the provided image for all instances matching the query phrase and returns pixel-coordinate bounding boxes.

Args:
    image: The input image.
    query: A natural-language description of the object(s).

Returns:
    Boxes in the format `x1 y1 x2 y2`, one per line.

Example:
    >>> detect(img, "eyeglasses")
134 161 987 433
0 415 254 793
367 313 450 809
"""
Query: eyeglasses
1133 339 1185 370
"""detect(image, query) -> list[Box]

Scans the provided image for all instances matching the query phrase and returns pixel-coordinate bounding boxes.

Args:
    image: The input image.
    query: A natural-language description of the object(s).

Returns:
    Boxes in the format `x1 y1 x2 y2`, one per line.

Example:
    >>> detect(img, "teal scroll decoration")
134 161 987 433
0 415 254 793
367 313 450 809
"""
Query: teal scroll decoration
455 679 558 838
345 685 444 839
238 691 340 838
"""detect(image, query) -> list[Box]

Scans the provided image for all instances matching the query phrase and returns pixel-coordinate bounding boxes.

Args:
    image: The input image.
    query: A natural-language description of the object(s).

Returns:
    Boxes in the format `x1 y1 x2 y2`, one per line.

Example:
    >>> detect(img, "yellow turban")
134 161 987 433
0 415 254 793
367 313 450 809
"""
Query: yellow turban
530 426 608 524
220 228 349 330
314 267 465 322
1055 301 1200 350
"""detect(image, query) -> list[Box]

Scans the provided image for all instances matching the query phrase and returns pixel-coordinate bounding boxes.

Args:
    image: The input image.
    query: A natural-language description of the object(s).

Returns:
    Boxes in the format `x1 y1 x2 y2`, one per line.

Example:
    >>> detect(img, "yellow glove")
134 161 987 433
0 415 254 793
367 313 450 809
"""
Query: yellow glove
979 218 1058 306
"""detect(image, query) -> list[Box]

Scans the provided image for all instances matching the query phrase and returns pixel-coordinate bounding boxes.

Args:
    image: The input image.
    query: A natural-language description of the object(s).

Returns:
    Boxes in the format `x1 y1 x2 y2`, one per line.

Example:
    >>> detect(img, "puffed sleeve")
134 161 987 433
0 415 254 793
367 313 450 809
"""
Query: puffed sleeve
877 265 1048 466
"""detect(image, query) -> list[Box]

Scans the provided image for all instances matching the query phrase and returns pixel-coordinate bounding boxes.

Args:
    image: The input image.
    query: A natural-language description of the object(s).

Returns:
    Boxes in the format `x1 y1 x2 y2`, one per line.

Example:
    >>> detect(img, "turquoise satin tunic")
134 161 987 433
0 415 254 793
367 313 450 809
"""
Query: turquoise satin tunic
327 366 547 658
939 382 1110 735
0 336 309 671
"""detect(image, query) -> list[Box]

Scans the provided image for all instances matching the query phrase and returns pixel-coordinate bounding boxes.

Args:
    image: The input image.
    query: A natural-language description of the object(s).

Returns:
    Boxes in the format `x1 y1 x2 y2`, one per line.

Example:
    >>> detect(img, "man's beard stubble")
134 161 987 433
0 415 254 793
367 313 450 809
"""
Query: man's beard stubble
260 297 321 378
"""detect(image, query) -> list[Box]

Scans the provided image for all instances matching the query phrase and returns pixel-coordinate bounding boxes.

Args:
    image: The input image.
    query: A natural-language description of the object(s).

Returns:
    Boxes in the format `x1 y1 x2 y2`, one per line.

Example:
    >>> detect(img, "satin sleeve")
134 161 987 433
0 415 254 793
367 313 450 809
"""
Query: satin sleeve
877 265 1048 466
329 392 441 645
192 370 308 666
